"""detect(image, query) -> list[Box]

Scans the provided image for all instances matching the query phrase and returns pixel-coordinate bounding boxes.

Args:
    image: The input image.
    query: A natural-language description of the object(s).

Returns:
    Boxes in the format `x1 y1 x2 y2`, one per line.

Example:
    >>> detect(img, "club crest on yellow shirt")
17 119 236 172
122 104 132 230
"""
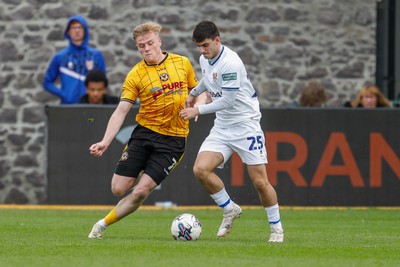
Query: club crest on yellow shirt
160 73 169 81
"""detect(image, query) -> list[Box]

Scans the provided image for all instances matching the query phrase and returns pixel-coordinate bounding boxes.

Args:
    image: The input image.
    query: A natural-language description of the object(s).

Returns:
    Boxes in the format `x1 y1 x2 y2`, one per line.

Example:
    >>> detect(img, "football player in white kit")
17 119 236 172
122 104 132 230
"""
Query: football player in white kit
180 21 284 242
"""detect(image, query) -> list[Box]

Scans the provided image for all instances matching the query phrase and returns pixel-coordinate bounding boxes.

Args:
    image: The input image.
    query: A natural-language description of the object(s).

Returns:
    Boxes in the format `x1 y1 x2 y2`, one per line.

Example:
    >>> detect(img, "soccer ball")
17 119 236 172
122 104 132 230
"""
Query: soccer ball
171 213 202 241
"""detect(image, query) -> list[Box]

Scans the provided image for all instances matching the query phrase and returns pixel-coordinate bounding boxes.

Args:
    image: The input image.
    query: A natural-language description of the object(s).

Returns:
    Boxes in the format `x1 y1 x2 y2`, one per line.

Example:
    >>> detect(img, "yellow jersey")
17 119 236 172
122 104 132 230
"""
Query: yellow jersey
121 52 198 137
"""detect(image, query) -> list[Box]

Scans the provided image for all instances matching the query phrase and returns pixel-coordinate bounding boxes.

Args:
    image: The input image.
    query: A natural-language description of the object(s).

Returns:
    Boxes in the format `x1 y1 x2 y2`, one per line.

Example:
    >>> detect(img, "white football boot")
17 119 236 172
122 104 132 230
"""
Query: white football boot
88 223 106 239
217 202 243 237
268 223 284 242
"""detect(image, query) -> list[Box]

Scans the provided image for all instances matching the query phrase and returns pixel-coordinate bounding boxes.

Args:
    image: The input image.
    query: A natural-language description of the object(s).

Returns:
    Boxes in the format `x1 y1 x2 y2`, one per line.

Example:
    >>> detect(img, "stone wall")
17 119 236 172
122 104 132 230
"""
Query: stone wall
0 0 377 204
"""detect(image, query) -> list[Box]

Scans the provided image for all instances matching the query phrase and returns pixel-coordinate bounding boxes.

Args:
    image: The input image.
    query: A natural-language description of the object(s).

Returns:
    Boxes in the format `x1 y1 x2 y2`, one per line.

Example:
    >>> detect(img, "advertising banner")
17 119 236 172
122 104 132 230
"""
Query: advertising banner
46 106 400 206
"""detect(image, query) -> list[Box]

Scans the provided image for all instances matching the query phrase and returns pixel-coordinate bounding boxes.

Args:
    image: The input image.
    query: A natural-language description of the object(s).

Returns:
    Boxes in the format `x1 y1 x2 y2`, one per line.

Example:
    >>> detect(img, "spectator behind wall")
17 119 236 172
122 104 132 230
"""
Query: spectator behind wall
43 15 106 104
299 81 328 107
344 84 392 108
79 70 119 105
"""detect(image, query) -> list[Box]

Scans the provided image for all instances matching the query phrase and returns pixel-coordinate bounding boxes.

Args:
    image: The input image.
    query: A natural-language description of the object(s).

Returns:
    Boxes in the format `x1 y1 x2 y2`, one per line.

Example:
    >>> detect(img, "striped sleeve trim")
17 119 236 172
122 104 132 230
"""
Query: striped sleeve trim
120 98 136 104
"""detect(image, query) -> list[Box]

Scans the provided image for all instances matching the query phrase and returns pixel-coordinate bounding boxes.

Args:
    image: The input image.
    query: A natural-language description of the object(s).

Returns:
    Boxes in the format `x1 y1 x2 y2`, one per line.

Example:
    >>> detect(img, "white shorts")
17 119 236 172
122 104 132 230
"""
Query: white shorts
199 120 268 168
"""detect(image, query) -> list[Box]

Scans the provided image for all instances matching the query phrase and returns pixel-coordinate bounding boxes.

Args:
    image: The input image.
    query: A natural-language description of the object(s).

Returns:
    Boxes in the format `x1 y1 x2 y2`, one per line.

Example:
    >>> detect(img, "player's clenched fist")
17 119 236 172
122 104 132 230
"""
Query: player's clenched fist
89 142 108 157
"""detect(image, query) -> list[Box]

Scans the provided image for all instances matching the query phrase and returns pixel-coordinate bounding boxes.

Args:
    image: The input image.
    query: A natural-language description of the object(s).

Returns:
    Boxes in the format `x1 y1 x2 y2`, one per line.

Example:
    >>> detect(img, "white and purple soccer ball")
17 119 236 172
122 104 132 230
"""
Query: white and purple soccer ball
171 213 202 241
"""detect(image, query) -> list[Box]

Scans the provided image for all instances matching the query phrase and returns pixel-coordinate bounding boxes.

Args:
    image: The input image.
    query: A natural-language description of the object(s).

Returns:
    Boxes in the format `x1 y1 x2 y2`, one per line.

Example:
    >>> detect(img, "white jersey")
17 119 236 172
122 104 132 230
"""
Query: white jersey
198 45 261 127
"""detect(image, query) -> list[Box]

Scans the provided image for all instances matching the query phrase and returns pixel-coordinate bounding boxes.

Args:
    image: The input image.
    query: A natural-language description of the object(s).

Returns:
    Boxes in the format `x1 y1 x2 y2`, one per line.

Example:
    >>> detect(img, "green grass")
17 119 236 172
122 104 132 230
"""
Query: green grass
0 207 399 267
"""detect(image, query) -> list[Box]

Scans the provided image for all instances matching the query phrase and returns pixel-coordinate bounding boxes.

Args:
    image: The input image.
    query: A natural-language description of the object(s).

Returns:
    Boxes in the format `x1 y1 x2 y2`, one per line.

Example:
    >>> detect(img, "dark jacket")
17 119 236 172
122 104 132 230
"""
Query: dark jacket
79 94 119 104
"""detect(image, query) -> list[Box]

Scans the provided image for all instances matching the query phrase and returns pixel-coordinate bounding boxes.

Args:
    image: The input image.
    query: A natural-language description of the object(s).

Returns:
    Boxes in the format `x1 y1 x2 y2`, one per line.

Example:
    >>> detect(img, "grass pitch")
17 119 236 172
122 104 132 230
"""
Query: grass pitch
0 206 399 267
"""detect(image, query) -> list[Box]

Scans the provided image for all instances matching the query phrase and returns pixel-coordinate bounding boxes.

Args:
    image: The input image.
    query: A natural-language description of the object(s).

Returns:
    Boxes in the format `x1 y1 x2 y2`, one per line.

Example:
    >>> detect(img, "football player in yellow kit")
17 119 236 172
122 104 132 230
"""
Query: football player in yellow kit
88 21 200 239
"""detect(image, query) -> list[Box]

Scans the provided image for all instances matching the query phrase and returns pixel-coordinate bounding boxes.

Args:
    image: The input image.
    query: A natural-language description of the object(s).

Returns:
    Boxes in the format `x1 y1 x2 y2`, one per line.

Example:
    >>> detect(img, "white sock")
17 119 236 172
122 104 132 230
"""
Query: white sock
265 204 282 228
97 218 107 228
211 187 233 212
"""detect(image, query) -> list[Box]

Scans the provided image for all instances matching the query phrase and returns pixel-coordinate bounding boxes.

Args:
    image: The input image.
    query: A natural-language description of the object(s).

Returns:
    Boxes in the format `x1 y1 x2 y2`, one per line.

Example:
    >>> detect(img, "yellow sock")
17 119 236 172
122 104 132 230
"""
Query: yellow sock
104 208 120 226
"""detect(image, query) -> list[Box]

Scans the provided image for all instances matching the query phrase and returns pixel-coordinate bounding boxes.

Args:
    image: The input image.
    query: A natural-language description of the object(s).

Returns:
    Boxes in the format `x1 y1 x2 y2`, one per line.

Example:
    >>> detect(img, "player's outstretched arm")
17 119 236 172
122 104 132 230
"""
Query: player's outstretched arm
89 101 132 157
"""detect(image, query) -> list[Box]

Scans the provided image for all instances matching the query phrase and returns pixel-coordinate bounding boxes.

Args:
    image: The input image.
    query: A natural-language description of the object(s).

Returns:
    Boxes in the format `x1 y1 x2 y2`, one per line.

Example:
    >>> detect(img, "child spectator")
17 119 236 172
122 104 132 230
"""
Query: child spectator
79 70 119 105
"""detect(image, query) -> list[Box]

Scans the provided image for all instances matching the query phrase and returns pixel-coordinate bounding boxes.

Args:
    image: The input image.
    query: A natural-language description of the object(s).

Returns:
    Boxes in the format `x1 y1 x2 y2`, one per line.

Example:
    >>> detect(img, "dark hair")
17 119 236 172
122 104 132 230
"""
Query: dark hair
192 21 220 43
85 69 108 87
299 81 328 107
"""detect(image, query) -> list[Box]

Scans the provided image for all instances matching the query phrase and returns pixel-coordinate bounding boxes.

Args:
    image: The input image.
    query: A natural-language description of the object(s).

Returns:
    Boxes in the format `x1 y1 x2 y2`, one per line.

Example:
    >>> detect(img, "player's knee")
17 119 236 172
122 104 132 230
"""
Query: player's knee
111 187 125 197
111 184 129 196
193 164 208 180
132 186 151 201
252 178 270 192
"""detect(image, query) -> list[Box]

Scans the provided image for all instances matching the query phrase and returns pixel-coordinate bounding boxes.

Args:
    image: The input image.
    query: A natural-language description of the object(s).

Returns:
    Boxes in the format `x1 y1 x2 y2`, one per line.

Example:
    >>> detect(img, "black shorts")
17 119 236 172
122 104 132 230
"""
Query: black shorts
115 124 186 185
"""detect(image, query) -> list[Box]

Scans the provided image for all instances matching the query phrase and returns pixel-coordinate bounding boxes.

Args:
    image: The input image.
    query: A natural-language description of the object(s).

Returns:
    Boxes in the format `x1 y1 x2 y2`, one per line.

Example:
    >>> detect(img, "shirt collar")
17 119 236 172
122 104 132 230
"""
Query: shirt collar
208 46 224 66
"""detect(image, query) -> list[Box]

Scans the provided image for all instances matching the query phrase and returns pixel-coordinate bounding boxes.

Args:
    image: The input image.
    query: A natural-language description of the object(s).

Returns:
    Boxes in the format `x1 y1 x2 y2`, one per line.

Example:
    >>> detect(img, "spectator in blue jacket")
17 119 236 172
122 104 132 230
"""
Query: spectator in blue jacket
43 15 106 104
